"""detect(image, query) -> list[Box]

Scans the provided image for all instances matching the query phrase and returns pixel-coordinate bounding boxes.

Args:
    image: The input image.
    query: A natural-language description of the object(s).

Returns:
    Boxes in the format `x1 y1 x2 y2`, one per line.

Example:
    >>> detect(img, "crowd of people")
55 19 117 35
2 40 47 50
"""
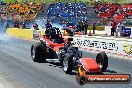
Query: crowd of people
0 1 131 38
0 1 45 21
47 2 87 25
94 2 132 23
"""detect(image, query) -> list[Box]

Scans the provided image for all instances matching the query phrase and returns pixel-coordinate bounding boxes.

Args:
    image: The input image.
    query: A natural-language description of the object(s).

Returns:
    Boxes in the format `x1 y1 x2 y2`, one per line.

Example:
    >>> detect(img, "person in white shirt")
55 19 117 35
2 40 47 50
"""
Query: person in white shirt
116 22 124 36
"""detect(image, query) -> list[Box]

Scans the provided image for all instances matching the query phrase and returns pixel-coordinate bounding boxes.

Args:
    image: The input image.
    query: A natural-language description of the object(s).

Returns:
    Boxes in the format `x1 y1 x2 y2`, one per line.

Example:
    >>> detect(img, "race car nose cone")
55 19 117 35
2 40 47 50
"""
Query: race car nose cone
80 58 101 72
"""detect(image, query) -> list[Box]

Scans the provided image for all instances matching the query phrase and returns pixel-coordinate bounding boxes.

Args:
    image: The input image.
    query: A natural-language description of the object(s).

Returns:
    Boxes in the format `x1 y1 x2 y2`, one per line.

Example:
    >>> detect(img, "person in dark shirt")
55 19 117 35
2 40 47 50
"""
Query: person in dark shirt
33 23 39 30
45 21 52 38
14 22 20 28
45 21 52 29
23 22 26 29
92 22 96 34
84 21 88 35
82 21 85 32
77 21 82 32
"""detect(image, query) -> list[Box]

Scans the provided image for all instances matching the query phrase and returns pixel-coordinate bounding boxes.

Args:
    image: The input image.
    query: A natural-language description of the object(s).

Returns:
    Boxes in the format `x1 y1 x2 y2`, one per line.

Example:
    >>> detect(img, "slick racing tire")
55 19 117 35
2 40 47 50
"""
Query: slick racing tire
96 52 108 72
63 53 73 74
31 43 46 63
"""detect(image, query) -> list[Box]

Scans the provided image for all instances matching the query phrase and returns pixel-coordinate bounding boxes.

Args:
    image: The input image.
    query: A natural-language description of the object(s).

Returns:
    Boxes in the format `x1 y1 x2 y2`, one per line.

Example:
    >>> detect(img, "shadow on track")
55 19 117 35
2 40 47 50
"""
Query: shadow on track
104 69 118 73
35 61 77 75
36 61 63 68
35 61 118 75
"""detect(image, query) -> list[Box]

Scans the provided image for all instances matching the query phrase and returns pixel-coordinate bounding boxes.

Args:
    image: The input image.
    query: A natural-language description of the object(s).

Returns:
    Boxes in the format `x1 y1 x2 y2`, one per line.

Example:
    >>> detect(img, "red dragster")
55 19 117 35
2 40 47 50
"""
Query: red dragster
31 27 108 82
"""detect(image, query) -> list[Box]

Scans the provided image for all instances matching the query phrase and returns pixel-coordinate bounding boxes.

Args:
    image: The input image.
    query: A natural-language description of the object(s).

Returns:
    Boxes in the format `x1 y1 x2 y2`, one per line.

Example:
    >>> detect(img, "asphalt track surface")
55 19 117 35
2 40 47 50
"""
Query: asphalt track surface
0 34 132 88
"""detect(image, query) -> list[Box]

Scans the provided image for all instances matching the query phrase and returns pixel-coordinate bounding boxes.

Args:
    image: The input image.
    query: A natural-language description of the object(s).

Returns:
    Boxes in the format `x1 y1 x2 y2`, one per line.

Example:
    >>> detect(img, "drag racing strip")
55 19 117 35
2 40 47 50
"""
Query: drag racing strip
0 50 80 88
0 69 21 88
0 34 131 88
2 34 132 74
0 37 82 88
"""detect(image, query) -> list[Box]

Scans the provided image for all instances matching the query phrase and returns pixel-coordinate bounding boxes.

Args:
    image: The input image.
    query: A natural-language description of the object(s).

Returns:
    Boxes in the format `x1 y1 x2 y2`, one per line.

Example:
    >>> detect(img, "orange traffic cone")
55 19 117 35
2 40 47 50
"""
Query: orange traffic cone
88 30 92 36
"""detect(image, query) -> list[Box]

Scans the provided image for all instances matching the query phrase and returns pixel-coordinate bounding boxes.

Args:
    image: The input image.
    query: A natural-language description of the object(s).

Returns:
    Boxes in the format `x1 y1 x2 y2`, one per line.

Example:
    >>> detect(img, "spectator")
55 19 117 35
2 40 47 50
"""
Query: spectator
92 22 96 34
111 21 117 36
0 2 44 21
45 21 52 38
65 28 74 36
32 23 39 30
82 21 85 32
5 21 9 30
84 21 88 35
19 22 23 29
47 2 87 24
14 22 20 28
77 21 82 32
22 22 27 29
116 22 124 36
80 21 83 31
45 21 52 29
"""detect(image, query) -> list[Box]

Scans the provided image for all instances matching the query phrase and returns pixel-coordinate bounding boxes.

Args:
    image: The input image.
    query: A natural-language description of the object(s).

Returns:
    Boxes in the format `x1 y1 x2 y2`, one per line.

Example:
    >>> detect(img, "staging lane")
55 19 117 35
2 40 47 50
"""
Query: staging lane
0 34 131 88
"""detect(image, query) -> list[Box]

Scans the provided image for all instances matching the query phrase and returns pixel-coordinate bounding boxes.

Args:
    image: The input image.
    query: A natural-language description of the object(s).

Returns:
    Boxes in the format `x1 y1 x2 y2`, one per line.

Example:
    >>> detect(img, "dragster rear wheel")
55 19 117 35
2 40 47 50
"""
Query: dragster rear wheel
31 43 46 63
96 52 108 72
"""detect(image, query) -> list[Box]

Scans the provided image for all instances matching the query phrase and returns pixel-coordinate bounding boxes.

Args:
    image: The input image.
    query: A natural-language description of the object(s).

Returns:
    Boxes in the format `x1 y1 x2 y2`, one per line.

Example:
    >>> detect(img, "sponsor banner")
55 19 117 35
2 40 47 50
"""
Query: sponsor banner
84 74 130 83
122 28 131 37
73 36 132 57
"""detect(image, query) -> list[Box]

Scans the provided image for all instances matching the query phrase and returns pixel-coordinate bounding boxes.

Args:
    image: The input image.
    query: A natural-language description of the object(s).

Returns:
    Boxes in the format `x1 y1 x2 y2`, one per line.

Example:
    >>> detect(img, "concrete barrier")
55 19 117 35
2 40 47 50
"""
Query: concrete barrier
6 28 45 40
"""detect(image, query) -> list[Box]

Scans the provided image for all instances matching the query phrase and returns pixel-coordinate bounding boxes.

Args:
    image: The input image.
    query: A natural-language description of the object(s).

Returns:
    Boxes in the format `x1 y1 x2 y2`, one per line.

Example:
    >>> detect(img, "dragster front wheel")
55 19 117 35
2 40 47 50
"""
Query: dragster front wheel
31 43 46 63
96 52 108 72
